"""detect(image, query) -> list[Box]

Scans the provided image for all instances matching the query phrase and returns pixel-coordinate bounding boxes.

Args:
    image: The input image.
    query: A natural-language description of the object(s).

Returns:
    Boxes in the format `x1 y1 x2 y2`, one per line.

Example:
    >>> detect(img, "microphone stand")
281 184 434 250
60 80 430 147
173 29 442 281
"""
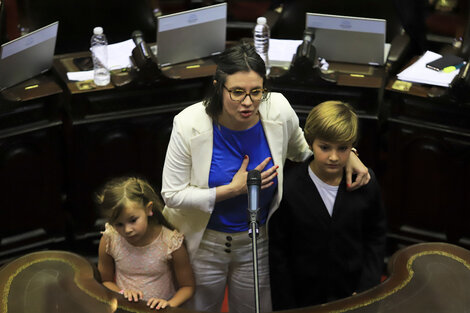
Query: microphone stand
248 210 260 313
247 169 261 313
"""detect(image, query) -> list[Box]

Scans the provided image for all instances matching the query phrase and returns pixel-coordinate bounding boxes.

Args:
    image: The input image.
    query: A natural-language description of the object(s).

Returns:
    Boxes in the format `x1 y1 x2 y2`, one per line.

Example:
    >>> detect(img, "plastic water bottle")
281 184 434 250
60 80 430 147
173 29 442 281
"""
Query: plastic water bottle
90 26 110 86
253 17 270 74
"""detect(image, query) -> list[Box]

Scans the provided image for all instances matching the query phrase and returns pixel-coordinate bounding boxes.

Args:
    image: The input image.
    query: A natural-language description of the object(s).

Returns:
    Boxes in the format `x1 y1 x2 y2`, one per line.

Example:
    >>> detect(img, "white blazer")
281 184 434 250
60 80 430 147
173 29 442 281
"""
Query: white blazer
161 92 311 259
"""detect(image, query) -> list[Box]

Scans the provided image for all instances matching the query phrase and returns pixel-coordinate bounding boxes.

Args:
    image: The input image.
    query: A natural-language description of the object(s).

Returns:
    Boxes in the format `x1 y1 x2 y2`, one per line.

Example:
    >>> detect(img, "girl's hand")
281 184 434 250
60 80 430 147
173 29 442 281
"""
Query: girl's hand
121 289 143 302
147 298 170 310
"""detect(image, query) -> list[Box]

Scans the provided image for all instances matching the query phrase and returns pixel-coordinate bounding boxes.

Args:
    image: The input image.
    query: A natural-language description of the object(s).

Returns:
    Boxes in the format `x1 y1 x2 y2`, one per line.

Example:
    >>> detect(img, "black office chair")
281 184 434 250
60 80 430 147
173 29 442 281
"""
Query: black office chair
270 0 403 42
225 1 271 41
0 0 6 44
267 0 410 76
461 6 470 59
92 0 156 44
394 0 470 57
392 0 428 55
16 0 156 54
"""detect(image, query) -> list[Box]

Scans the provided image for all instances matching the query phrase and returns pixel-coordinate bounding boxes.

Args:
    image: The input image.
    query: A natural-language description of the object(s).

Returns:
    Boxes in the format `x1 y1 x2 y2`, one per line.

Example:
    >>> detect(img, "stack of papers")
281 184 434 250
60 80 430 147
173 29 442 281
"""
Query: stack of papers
67 39 136 81
397 50 462 87
268 39 302 68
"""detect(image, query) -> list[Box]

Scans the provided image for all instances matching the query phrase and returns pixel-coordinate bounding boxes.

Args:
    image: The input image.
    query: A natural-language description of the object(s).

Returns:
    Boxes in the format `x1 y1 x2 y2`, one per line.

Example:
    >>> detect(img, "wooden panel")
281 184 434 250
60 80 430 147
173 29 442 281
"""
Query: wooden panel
383 102 470 249
65 110 179 235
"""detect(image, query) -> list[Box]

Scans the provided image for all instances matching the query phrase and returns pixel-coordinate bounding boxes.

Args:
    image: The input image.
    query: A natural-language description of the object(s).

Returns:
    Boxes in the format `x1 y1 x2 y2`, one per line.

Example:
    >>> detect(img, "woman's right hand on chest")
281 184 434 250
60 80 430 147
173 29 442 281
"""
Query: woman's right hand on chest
217 155 278 202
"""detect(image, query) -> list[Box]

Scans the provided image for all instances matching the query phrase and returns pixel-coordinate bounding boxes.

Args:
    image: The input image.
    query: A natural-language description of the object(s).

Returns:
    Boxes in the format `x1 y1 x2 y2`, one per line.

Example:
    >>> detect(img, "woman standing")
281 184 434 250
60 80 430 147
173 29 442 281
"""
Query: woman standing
161 43 370 313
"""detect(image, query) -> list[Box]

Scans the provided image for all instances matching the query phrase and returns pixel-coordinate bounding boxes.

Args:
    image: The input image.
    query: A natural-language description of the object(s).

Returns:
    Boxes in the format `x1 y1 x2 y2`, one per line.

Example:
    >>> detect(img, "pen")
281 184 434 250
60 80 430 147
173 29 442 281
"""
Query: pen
443 62 466 73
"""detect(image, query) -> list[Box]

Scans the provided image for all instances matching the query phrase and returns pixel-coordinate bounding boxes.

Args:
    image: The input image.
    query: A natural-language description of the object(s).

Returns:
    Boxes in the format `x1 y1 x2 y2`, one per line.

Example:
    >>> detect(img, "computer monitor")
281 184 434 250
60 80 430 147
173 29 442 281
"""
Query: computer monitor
306 13 388 66
157 3 227 67
0 21 58 91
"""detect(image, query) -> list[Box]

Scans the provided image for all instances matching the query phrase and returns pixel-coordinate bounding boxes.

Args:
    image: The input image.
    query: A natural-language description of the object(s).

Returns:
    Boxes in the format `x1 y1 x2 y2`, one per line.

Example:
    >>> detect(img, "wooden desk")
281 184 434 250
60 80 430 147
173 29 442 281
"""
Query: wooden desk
0 50 391 261
2 243 470 313
4 46 469 266
50 52 216 246
0 74 62 103
52 51 218 95
382 72 470 251
0 72 67 262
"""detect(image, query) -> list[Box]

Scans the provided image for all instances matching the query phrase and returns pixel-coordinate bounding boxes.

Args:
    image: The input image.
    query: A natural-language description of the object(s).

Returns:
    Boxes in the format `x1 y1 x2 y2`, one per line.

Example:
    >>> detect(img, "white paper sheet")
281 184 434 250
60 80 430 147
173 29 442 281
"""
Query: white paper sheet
67 39 136 81
67 70 94 81
397 50 462 87
106 39 136 70
268 39 302 68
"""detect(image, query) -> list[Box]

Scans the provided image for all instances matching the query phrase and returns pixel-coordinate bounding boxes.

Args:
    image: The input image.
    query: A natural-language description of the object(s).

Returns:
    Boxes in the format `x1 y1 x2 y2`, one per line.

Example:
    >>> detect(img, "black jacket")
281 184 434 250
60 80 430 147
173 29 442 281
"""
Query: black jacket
269 158 386 310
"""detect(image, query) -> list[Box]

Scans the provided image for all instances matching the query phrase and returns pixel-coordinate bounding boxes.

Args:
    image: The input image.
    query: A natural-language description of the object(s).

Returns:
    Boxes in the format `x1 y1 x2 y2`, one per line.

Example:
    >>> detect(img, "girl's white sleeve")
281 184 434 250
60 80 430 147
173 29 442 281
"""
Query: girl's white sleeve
161 118 216 213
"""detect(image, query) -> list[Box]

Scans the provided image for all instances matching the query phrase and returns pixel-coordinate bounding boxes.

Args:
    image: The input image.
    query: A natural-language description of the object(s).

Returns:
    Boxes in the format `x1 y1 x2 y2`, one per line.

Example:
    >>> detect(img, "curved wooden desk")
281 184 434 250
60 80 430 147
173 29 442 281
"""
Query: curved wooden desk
1 242 470 313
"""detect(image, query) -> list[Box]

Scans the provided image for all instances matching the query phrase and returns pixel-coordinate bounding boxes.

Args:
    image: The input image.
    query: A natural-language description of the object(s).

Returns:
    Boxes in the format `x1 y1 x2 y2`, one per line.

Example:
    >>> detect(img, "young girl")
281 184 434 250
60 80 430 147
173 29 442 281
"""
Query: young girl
96 176 194 310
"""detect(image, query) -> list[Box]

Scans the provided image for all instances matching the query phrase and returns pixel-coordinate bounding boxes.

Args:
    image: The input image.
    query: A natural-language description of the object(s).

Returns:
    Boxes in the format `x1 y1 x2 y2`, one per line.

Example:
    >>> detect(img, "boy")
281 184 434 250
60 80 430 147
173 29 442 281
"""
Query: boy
269 101 386 310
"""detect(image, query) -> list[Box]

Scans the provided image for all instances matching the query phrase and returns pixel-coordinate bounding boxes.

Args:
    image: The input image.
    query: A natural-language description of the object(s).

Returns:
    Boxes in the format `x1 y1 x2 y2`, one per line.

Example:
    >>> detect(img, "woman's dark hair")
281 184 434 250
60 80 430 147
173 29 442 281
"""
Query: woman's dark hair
96 176 174 230
204 42 267 121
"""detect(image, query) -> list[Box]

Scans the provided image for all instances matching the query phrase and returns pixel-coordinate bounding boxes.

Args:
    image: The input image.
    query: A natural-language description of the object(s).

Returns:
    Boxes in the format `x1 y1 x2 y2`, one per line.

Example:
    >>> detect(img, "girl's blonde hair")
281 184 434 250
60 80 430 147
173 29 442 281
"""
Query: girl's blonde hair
303 100 358 147
96 176 174 230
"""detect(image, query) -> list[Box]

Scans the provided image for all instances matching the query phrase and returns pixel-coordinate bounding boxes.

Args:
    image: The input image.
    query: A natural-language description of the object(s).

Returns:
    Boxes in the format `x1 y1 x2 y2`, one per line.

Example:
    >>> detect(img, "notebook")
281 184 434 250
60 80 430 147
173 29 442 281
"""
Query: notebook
0 21 58 91
156 3 226 67
306 13 389 66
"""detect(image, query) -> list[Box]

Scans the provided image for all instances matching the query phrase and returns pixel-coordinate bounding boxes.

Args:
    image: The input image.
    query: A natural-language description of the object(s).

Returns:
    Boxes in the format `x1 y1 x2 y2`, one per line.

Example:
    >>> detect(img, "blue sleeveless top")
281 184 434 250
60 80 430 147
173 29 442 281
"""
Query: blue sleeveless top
207 120 278 233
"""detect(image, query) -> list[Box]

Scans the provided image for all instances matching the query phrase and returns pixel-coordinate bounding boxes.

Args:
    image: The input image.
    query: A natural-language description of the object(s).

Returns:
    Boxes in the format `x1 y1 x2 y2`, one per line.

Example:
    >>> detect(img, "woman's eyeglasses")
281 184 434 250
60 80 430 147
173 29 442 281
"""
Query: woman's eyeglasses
224 86 267 103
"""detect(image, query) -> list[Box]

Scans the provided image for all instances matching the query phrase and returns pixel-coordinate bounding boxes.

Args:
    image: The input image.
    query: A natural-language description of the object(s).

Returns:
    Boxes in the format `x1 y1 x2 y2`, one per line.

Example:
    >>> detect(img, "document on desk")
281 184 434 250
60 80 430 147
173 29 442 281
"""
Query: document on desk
268 39 302 68
67 39 136 81
397 50 462 87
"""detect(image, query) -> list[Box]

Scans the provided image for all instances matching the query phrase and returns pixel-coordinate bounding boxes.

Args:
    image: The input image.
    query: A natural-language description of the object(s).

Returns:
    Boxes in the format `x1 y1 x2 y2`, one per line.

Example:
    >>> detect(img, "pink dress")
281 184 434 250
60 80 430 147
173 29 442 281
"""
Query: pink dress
102 223 184 301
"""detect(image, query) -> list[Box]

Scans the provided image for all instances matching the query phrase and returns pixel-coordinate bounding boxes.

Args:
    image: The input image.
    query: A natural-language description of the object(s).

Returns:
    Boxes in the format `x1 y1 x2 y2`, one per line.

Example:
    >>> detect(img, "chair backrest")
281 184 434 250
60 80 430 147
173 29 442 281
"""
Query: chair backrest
392 0 427 54
394 0 470 56
0 0 21 44
19 0 156 54
0 0 5 44
460 4 470 59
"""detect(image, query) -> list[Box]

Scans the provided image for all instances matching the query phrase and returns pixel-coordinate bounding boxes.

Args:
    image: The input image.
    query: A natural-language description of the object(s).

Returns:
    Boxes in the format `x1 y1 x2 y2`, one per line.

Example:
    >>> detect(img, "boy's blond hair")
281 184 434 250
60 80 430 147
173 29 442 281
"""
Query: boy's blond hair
303 100 358 147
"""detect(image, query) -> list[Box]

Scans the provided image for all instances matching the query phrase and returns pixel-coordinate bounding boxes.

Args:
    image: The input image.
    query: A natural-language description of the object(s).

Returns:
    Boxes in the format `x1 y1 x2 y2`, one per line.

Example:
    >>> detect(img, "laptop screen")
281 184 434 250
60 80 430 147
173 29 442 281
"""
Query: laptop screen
0 21 58 91
306 13 387 65
157 3 226 67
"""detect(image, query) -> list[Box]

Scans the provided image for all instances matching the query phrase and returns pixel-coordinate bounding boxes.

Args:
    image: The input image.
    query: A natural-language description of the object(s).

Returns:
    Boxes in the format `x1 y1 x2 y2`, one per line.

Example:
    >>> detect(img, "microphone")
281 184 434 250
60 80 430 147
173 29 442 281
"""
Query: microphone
247 170 261 213
299 28 315 57
129 30 161 83
131 30 150 59
289 27 317 81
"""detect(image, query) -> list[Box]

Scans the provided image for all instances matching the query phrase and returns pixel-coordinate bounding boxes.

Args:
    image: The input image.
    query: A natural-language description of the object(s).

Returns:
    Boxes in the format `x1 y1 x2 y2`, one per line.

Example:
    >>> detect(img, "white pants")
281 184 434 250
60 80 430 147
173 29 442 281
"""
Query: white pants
184 226 272 313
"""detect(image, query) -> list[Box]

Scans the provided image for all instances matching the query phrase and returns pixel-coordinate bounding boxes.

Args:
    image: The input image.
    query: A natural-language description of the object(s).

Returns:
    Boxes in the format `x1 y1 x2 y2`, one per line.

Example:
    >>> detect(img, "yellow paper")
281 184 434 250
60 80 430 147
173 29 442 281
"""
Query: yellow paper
391 80 412 92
